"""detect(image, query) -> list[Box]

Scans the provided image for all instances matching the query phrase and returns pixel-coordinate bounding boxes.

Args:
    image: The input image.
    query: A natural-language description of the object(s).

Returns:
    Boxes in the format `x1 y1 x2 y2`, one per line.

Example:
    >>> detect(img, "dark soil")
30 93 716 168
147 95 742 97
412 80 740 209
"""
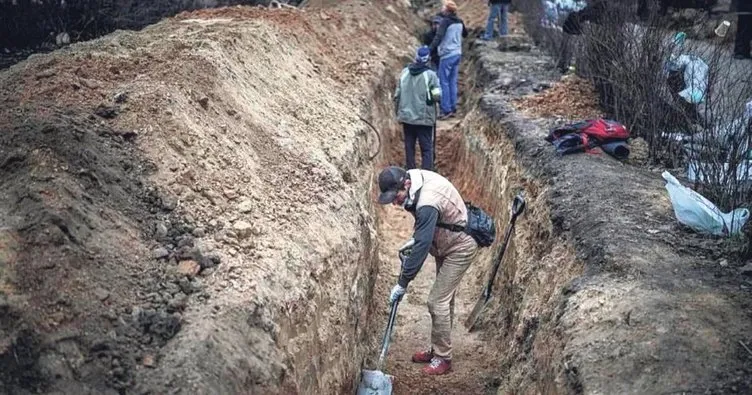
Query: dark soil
0 104 214 394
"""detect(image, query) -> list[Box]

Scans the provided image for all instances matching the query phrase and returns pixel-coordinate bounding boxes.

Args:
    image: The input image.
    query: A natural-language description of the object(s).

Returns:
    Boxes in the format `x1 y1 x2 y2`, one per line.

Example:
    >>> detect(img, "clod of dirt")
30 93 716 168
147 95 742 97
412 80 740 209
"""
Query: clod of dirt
35 69 56 79
198 96 209 109
131 307 182 343
191 227 206 238
232 220 253 239
114 91 128 103
237 199 253 213
176 260 201 278
155 222 169 239
142 354 156 368
94 288 111 301
94 104 119 119
153 247 169 260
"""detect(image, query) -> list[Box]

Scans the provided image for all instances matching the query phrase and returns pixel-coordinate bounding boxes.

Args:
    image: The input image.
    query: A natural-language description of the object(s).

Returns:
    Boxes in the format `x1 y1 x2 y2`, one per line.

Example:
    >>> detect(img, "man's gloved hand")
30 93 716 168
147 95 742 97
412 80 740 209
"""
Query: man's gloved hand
399 238 416 253
389 284 406 304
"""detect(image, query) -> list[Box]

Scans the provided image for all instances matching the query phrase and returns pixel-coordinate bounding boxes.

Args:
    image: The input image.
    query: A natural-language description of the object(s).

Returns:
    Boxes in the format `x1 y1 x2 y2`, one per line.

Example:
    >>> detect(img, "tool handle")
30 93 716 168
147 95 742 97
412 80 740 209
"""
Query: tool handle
484 193 526 300
376 250 409 370
376 297 401 370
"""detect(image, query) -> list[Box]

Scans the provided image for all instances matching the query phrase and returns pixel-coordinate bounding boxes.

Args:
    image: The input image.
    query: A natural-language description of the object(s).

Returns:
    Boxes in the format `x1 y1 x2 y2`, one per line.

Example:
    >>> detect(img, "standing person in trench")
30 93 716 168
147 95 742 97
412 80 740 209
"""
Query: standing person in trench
394 46 442 170
429 0 468 120
376 166 493 375
422 15 443 72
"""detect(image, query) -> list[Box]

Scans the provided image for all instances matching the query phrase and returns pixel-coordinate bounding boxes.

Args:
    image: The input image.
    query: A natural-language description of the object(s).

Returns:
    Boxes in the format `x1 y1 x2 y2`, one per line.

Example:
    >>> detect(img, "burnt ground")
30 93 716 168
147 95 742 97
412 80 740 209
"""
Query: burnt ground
469 33 752 393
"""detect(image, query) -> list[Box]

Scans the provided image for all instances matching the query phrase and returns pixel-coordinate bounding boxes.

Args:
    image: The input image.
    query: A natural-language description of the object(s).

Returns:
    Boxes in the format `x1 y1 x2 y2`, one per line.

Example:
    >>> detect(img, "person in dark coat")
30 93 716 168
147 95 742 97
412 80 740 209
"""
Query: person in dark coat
422 15 443 71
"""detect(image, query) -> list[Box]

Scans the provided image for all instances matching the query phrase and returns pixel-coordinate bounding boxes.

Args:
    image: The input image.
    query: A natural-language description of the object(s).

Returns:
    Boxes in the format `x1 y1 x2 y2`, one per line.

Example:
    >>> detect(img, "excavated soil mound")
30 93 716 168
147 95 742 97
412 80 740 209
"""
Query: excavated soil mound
0 2 423 394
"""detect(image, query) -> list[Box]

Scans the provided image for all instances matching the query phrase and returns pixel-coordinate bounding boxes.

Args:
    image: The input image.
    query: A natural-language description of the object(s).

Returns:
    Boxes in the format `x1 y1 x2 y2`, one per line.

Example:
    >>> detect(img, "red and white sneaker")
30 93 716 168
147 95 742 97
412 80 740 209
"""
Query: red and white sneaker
421 357 452 375
411 349 434 363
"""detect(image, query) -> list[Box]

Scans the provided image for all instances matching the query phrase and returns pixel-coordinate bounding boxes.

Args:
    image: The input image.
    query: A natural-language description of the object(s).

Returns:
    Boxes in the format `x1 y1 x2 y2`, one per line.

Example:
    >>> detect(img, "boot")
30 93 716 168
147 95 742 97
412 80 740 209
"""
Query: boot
421 357 452 375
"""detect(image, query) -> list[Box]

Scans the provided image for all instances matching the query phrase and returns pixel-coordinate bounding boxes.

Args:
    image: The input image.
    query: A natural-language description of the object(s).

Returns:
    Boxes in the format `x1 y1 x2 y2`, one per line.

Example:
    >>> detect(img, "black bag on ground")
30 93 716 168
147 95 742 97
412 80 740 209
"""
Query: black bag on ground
437 202 496 247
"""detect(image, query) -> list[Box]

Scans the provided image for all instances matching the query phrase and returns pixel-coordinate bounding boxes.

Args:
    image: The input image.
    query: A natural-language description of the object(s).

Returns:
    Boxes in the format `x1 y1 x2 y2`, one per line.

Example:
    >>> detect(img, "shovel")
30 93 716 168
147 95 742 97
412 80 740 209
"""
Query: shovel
464 192 526 332
357 247 412 395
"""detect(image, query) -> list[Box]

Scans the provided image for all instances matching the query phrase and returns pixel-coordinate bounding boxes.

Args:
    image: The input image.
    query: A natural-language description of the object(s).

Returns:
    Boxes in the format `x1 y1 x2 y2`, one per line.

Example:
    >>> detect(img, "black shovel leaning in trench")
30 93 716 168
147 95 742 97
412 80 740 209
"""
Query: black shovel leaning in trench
464 193 526 332
356 246 413 395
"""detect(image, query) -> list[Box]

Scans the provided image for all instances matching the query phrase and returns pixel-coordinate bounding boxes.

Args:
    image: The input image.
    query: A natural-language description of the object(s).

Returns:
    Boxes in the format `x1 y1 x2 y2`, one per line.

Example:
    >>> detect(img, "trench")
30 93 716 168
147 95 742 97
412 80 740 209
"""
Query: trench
0 2 589 395
361 35 583 395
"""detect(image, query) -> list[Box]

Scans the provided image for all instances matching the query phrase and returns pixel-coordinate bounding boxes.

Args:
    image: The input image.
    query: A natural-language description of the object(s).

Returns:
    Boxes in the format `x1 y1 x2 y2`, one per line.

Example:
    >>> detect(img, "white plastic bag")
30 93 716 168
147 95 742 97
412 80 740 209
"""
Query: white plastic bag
662 171 749 236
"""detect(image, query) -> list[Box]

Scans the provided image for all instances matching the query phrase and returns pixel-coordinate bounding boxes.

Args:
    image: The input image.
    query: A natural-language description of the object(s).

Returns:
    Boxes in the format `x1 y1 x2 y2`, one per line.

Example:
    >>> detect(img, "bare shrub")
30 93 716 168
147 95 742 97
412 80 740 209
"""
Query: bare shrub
516 0 752 253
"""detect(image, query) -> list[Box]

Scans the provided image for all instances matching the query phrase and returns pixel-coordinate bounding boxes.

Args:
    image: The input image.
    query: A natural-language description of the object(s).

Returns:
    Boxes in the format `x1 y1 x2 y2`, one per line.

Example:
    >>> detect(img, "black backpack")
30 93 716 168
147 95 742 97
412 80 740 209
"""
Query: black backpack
437 202 496 247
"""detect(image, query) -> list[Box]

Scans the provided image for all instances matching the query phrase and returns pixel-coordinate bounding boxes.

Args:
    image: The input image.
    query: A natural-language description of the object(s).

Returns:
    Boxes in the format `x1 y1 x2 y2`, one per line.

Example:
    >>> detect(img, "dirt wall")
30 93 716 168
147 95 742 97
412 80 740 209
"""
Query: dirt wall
0 2 423 394
463 34 752 394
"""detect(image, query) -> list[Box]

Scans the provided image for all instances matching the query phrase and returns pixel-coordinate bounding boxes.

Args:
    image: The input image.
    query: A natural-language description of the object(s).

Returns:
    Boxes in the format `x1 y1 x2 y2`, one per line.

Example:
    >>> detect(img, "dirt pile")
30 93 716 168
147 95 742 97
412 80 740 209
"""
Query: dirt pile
0 2 423 394
512 74 603 121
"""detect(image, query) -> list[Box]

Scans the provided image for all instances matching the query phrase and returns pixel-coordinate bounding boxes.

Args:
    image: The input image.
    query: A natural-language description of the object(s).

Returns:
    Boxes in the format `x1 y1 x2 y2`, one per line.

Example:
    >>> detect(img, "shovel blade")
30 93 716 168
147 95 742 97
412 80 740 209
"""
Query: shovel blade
464 294 492 332
356 369 394 395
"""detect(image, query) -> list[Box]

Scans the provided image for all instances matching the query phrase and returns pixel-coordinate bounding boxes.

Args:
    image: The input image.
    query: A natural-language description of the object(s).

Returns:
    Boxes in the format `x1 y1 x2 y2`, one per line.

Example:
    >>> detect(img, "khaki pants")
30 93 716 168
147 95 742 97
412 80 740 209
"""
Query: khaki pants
427 236 478 359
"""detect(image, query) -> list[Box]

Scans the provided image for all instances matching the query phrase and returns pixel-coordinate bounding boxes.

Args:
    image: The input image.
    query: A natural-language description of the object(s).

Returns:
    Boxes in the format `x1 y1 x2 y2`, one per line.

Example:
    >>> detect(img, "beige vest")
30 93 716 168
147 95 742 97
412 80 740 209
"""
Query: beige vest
407 170 475 257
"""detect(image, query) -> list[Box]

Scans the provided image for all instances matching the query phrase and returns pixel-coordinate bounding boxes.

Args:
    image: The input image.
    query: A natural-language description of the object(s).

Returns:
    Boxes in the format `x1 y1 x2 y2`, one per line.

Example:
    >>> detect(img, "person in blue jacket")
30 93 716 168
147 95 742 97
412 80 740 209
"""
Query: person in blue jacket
429 0 468 120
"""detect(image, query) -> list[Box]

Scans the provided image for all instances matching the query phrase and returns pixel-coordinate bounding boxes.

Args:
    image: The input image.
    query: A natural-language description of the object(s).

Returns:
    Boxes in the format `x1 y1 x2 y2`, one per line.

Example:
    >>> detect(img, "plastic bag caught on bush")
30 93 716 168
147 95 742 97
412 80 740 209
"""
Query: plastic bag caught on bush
662 171 749 236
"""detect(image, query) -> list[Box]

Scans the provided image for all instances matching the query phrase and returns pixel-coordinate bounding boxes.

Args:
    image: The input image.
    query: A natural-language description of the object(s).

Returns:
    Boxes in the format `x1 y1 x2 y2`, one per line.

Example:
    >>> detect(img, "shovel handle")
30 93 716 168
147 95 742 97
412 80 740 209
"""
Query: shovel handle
376 250 409 370
484 193 526 300
377 297 401 370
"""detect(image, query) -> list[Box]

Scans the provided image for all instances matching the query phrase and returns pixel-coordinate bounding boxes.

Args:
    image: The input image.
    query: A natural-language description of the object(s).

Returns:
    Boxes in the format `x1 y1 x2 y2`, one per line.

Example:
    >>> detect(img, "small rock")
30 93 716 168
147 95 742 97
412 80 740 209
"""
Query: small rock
175 246 197 261
155 222 169 239
94 104 118 119
178 278 193 294
161 196 177 211
142 354 156 368
232 221 253 239
192 227 206 238
237 200 253 213
35 69 56 79
647 229 659 234
719 259 729 267
177 236 194 248
152 247 169 260
223 189 239 200
176 260 201 278
168 294 188 311
94 288 110 301
198 97 209 109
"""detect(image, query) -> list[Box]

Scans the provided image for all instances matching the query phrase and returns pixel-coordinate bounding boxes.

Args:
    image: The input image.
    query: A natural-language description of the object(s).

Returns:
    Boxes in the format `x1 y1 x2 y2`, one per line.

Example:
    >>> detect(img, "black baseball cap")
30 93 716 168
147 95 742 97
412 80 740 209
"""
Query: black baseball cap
377 166 407 204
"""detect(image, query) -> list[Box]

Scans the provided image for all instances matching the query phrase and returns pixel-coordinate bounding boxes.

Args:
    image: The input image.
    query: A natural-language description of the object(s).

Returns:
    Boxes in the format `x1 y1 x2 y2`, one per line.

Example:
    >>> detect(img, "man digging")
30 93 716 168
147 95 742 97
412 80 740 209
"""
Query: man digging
376 166 494 375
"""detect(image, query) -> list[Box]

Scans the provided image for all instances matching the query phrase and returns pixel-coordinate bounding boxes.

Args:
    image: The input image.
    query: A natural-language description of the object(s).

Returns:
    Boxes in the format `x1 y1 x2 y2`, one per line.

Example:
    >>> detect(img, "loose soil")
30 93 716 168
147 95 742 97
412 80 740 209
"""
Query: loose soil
0 2 422 394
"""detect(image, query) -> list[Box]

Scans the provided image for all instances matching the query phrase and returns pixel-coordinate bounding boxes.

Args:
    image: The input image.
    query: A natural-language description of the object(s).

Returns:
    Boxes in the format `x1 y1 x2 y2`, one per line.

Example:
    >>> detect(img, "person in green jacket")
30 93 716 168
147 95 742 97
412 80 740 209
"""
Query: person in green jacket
394 46 442 170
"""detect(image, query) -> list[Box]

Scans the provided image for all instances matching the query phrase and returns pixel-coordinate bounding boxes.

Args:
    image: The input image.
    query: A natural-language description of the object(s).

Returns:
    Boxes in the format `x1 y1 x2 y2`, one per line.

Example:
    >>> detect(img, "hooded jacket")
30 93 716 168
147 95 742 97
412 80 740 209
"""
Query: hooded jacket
394 63 441 126
430 13 468 60
398 169 476 287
